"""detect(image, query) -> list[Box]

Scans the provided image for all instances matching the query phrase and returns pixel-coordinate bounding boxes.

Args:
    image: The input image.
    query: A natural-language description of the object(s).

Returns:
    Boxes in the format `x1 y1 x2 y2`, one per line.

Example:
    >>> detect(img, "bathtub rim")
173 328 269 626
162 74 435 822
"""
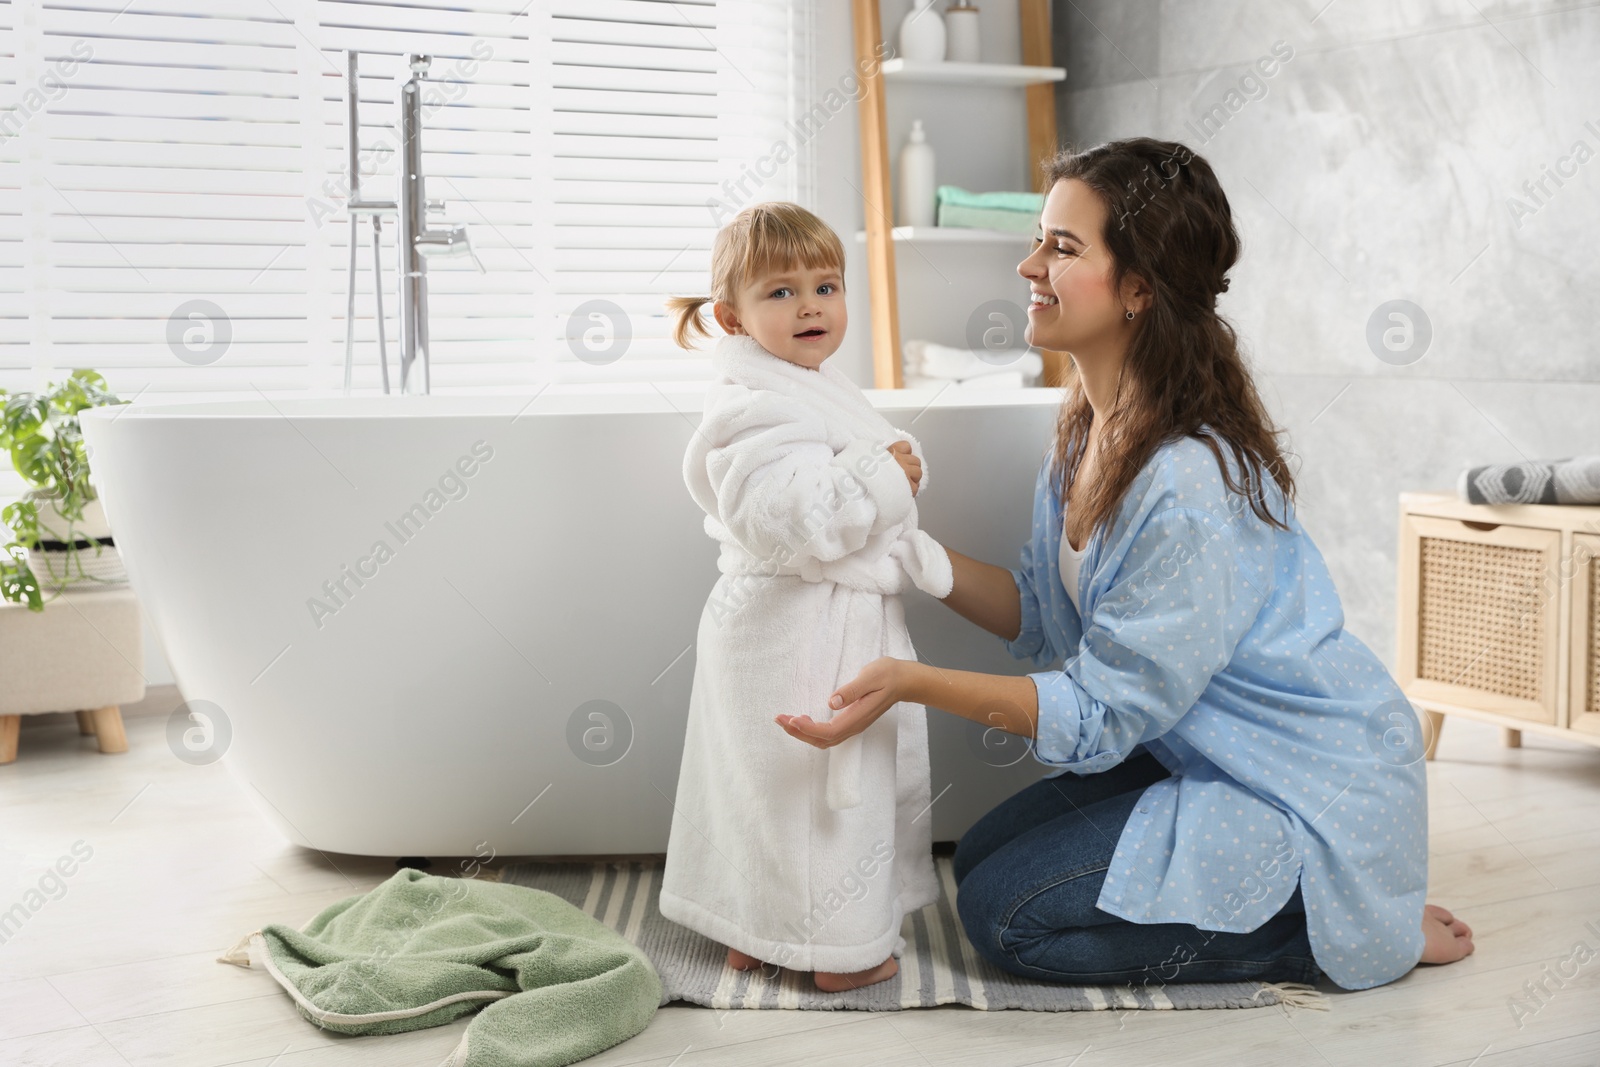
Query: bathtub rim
77 383 1068 423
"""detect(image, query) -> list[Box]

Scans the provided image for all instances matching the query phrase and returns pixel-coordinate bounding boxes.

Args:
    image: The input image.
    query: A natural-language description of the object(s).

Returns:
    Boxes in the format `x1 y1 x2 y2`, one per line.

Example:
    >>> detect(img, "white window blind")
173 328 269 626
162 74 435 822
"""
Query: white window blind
0 0 25 387
0 0 812 420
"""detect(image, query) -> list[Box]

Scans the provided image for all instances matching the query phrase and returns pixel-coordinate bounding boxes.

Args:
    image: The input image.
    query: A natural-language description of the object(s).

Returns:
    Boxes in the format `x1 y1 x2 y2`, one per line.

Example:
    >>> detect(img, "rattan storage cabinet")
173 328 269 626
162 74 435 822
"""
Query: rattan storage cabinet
1396 491 1600 758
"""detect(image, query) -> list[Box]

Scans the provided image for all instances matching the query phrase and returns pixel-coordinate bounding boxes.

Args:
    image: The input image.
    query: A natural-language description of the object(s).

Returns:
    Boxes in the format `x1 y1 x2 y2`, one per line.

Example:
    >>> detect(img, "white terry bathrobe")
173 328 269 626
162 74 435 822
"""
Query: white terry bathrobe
657 332 952 974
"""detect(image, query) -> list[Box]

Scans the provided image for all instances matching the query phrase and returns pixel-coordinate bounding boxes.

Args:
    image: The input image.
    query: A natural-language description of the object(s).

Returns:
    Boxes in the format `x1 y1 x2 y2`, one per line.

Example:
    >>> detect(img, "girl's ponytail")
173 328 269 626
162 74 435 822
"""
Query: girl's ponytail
665 294 715 350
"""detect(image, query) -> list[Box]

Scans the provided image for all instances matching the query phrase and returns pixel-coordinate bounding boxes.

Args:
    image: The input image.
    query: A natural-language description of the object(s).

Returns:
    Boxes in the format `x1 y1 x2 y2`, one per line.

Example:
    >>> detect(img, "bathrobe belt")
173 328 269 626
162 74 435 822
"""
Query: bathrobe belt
711 526 955 600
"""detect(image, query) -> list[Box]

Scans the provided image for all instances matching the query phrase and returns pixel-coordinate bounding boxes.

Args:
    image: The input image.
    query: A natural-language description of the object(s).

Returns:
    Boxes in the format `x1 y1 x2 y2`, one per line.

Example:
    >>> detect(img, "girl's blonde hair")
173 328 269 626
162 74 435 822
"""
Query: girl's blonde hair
665 201 845 350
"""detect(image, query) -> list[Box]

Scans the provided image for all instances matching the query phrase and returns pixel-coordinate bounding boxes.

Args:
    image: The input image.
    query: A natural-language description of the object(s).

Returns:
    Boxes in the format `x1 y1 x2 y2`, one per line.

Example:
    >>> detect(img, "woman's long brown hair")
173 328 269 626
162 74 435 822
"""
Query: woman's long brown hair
1044 137 1297 543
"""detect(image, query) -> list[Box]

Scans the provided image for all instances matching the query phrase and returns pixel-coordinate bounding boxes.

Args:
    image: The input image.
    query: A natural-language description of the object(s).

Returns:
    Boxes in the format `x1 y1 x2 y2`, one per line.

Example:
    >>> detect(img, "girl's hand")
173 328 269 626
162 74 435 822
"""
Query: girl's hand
887 440 921 497
775 657 907 748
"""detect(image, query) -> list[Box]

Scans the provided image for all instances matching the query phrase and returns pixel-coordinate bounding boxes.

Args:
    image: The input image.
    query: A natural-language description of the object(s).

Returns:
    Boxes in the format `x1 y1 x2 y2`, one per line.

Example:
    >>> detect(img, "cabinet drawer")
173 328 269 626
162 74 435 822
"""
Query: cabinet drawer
1570 533 1600 735
1397 515 1562 725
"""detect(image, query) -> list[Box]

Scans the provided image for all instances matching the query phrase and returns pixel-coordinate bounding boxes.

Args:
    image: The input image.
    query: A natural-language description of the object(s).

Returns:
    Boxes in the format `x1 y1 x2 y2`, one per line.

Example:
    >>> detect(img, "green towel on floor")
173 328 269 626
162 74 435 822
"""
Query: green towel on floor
221 868 661 1067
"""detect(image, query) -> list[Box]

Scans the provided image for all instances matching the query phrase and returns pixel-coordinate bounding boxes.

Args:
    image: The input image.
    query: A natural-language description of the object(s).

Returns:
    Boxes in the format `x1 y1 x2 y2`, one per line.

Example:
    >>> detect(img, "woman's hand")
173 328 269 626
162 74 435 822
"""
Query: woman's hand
887 440 921 497
775 656 907 748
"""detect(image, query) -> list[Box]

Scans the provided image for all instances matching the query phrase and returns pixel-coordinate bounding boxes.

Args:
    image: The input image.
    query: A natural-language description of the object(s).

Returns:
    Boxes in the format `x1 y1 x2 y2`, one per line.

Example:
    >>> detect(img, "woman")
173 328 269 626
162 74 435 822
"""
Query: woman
775 137 1475 992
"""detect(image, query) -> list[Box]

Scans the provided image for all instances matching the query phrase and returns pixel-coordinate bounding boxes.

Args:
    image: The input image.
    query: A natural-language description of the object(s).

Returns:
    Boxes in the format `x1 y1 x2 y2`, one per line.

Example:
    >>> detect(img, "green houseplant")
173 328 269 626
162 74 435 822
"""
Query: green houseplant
1 369 129 611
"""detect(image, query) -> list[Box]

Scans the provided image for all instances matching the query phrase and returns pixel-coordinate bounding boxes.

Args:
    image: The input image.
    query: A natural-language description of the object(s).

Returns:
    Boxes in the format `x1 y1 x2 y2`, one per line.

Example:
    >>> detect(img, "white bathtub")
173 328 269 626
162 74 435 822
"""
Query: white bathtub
81 385 1063 857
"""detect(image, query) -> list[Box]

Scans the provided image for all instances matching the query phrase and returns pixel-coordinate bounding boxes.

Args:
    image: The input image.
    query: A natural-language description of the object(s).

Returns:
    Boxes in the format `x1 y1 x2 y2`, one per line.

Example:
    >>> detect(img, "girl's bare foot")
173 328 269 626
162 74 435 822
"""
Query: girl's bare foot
726 946 765 971
1419 902 1475 964
814 956 898 992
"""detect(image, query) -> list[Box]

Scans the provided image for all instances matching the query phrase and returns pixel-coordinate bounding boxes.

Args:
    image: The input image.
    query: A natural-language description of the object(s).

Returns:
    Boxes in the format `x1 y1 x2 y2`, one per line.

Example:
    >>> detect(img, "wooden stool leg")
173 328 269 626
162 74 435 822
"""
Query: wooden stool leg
1424 710 1445 761
0 715 18 764
1503 727 1522 749
76 710 96 735
89 705 127 755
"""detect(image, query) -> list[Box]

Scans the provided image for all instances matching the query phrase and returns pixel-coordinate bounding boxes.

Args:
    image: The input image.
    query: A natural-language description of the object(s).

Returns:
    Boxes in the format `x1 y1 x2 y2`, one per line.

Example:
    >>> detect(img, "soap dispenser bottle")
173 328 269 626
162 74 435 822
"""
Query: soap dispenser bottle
897 119 936 228
896 3 946 62
945 1 981 63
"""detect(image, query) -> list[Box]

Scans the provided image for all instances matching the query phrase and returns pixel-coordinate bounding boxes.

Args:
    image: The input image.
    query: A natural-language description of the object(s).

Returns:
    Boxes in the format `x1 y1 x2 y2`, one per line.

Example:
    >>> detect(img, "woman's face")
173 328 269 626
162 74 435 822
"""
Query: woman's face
1017 178 1143 355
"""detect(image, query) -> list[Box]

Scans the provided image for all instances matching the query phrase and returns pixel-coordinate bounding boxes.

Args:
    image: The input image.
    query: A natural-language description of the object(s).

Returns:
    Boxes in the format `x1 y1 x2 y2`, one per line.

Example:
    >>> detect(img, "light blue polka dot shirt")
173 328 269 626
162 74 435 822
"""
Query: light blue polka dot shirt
1002 427 1429 991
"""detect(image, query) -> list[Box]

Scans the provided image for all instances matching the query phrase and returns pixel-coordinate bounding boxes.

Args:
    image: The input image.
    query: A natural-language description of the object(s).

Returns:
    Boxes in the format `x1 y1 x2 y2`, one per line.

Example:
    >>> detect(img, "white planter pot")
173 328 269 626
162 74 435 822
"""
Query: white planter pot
22 492 128 589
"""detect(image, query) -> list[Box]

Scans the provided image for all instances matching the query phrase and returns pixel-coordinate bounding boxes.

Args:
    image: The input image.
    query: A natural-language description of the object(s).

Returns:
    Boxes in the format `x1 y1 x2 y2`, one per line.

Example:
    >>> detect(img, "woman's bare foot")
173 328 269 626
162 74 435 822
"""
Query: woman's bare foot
814 956 898 992
1419 902 1475 964
726 946 765 971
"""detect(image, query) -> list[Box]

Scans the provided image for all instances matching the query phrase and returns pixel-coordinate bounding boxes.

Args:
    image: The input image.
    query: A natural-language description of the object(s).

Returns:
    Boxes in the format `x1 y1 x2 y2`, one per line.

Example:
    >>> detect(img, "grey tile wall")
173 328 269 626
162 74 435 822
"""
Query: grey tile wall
1053 0 1600 669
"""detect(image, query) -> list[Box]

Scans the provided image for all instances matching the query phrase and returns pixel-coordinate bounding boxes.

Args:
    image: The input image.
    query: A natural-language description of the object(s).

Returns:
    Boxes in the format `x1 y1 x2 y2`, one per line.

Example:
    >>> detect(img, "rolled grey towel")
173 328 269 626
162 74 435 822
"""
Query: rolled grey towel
1457 455 1600 505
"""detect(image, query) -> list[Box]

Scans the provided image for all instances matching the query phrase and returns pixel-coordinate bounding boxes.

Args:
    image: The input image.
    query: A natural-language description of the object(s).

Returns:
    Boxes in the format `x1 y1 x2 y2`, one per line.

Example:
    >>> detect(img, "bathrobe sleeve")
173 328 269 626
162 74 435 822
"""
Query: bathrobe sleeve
1029 505 1269 775
692 384 915 568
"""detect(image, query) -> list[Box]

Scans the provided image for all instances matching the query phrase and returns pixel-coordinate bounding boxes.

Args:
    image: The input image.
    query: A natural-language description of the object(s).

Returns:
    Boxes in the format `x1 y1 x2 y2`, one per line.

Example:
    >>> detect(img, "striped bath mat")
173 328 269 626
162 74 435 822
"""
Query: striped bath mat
495 854 1324 1012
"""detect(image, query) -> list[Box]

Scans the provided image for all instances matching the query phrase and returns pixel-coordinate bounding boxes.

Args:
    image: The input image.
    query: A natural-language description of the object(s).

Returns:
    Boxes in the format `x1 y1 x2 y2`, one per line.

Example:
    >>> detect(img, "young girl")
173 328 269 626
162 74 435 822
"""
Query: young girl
657 201 952 992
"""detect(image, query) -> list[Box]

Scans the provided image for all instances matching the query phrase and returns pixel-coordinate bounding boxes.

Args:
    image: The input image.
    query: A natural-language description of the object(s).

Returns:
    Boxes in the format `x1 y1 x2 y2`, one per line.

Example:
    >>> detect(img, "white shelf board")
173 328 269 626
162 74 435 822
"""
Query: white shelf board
880 59 1066 87
855 226 1034 243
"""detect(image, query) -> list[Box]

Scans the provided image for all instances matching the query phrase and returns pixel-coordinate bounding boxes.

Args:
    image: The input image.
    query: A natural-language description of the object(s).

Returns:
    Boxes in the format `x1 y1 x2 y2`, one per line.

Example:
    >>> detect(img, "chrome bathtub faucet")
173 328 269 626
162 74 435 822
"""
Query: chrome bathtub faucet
341 51 486 396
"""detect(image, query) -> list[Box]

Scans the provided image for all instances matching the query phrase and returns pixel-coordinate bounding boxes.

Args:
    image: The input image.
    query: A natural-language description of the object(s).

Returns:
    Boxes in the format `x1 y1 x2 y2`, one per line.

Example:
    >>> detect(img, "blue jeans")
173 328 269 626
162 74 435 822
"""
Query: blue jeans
952 749 1322 986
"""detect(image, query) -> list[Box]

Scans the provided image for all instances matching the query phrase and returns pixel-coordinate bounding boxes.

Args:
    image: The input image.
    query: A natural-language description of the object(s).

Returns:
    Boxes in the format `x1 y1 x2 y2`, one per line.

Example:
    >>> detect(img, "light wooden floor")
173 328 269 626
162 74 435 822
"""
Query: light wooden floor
2 686 1597 1067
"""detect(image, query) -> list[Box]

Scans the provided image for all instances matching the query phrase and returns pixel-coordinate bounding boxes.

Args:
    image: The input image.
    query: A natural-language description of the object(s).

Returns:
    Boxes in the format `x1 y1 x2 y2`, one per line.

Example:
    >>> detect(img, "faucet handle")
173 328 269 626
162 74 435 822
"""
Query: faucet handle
416 224 486 273
459 226 487 274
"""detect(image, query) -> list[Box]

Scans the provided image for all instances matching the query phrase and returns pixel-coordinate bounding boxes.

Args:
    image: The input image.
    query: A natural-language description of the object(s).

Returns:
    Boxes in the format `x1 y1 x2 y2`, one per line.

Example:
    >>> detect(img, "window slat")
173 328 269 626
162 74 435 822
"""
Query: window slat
1 0 807 410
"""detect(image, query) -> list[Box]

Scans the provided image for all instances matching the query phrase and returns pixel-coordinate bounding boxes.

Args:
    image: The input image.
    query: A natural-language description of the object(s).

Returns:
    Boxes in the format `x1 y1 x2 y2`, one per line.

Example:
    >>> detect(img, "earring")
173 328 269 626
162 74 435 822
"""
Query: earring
1125 309 1136 320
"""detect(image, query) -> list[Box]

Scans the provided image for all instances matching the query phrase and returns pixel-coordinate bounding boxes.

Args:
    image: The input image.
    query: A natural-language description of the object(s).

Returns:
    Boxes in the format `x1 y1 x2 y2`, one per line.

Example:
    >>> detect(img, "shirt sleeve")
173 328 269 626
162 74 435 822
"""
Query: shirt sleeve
999 455 1062 667
1028 505 1267 774
693 389 914 567
1002 563 1051 665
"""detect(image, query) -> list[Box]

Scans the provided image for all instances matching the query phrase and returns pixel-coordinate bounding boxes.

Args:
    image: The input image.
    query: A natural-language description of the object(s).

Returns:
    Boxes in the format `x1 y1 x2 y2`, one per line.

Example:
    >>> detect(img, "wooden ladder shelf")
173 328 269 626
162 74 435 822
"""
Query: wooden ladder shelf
850 0 1071 388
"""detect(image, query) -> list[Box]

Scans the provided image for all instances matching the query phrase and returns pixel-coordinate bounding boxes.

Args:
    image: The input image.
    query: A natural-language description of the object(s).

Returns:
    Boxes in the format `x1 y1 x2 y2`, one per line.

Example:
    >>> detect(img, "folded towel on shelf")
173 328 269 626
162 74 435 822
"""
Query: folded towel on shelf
903 338 1043 385
219 868 662 1067
1457 456 1600 505
935 185 1046 213
934 185 1045 233
935 205 1040 233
